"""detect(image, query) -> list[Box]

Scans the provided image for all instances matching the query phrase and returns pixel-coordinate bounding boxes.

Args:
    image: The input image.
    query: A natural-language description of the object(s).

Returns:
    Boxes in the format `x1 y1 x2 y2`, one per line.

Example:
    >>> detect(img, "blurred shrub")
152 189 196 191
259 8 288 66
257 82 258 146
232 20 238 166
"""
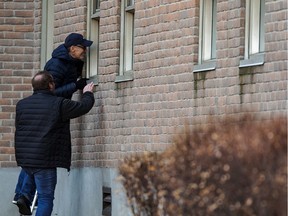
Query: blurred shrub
118 115 287 216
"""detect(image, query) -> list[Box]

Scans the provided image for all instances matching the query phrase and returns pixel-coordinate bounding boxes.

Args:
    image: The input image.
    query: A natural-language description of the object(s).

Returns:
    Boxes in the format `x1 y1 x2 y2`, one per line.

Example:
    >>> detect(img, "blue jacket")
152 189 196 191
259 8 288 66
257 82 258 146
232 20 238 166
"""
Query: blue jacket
44 44 84 99
15 90 95 170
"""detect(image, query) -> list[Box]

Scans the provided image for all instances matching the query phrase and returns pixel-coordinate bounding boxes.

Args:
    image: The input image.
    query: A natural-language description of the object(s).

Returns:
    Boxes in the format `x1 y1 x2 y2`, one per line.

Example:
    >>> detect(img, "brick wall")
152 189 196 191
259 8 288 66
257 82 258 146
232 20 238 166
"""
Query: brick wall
0 0 39 167
0 0 287 168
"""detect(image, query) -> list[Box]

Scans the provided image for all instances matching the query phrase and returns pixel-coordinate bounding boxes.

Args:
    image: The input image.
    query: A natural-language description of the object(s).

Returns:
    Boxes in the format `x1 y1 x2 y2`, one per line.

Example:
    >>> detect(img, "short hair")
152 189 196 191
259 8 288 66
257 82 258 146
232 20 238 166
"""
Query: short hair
31 71 54 91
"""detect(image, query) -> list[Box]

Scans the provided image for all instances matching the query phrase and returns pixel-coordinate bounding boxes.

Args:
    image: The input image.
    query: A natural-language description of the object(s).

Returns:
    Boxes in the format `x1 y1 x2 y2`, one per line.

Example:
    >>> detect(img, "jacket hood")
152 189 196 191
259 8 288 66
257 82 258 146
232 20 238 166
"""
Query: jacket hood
51 44 74 61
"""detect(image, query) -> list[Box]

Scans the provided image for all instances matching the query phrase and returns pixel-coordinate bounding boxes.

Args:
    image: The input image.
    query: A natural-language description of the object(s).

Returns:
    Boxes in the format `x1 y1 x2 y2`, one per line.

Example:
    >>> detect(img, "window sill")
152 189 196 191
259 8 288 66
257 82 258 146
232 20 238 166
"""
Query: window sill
239 53 265 68
88 75 99 86
91 10 100 19
115 71 134 83
193 60 216 73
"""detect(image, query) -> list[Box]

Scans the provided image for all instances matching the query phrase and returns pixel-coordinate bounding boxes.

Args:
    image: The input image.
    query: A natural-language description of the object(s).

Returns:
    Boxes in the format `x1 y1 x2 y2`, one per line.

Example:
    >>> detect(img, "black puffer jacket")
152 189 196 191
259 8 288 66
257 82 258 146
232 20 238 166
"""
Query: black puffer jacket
44 44 84 99
15 90 94 170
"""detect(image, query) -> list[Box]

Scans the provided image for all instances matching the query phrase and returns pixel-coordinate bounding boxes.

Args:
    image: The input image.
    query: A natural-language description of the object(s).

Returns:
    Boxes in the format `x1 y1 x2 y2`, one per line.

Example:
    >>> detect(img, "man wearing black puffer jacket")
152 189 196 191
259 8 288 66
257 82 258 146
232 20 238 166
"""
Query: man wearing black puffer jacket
14 71 95 216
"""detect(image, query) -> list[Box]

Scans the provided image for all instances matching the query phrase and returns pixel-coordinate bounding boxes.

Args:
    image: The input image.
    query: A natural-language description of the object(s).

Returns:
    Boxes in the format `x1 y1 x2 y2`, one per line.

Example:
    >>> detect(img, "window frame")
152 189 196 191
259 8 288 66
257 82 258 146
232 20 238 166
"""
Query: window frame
239 0 265 68
115 0 135 83
87 0 100 84
193 0 217 73
40 0 54 69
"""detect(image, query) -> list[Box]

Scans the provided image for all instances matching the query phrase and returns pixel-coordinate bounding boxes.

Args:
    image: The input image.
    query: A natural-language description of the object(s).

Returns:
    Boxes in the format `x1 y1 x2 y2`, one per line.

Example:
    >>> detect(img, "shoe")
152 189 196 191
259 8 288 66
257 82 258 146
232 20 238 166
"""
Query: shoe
16 196 32 215
12 193 19 205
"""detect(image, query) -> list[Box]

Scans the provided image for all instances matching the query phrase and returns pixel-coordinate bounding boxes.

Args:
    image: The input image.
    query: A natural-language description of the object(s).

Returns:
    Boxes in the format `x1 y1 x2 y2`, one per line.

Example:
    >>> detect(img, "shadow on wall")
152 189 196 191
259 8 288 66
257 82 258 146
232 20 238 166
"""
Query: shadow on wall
118 114 287 216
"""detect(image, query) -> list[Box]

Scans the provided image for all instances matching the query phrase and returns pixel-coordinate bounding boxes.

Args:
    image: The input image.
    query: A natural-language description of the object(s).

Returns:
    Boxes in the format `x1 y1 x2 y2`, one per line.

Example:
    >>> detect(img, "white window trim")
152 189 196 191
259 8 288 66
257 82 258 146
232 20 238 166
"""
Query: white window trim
40 0 54 69
116 0 134 82
193 0 217 73
240 0 265 68
87 0 100 84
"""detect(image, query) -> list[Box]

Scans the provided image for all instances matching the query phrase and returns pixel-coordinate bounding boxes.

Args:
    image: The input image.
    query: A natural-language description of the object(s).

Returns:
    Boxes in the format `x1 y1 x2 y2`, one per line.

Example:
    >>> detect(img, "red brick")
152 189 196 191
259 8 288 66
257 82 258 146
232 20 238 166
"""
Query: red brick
14 10 34 17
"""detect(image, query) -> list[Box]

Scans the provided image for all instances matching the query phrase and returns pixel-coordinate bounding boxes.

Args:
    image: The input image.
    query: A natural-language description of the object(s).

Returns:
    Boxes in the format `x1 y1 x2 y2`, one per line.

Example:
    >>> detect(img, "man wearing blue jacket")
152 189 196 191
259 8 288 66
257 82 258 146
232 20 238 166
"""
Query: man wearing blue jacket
14 71 95 216
44 32 93 99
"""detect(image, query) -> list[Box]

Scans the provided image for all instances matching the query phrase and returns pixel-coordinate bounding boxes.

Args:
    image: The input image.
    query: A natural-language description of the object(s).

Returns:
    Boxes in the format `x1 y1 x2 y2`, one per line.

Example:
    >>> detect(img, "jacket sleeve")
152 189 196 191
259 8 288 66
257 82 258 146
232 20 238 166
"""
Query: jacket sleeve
53 81 76 98
60 92 95 121
44 59 77 98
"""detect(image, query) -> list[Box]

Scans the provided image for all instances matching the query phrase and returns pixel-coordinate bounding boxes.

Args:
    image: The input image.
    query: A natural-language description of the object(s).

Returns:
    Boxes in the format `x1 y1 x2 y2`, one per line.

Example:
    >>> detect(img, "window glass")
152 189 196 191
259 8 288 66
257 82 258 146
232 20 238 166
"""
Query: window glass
199 0 216 63
249 0 261 55
93 0 100 13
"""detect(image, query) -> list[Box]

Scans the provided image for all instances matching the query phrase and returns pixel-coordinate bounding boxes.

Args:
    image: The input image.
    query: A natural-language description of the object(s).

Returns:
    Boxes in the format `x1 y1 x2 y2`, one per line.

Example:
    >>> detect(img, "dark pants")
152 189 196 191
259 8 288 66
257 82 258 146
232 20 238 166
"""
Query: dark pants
22 167 57 216
14 169 36 203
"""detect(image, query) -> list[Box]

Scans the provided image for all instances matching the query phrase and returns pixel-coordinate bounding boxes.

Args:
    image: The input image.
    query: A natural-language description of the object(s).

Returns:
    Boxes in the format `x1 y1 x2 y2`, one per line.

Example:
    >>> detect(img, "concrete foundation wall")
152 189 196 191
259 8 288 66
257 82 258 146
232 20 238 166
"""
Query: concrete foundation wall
0 167 132 216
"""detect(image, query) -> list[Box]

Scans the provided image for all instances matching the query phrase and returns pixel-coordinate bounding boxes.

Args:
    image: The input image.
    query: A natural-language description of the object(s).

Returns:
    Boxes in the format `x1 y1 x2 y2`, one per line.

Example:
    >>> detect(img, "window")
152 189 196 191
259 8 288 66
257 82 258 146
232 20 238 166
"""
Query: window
87 0 100 82
193 0 217 73
102 187 111 216
115 0 134 82
240 0 265 68
40 0 54 69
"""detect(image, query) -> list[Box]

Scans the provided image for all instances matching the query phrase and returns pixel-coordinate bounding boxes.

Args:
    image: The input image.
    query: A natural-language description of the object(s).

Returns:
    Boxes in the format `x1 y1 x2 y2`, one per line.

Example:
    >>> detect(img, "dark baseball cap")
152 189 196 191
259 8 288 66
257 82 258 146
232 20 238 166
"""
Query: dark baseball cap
64 33 93 48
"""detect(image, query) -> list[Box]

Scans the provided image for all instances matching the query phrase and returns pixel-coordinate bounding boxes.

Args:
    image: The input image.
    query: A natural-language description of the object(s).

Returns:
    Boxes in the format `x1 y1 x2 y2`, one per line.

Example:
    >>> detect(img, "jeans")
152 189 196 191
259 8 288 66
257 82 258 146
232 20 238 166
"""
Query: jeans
14 169 36 203
22 167 57 216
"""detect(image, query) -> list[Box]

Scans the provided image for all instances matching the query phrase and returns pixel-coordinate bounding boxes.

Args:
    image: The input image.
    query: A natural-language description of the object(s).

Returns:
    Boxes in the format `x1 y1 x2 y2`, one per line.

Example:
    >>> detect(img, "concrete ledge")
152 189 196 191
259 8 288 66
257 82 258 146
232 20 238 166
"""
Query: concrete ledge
0 167 132 216
193 60 217 73
115 71 134 83
239 53 265 68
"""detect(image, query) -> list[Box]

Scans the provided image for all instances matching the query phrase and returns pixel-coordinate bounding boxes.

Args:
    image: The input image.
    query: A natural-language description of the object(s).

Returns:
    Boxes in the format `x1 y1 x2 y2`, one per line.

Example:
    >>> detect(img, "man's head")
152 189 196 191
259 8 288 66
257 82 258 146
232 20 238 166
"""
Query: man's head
64 33 93 61
32 71 55 92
